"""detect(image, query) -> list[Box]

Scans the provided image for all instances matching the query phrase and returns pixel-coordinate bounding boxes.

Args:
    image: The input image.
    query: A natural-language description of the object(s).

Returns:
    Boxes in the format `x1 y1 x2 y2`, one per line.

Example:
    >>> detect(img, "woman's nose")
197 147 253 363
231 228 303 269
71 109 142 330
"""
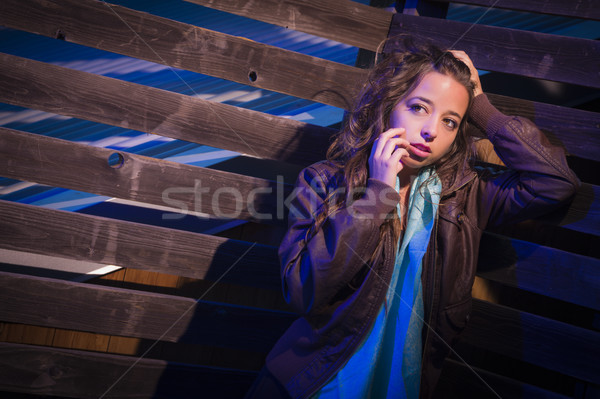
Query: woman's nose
422 124 437 142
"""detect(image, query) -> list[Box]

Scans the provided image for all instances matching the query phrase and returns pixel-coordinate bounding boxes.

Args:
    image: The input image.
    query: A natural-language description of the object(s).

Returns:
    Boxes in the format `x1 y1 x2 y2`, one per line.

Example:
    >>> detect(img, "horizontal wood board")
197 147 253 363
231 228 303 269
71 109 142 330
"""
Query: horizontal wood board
478 232 600 310
0 271 295 352
482 94 600 162
2 127 597 236
1 199 596 306
0 0 364 110
0 128 294 224
185 0 394 51
385 13 600 88
464 299 600 385
0 342 256 399
429 0 600 21
1 48 597 163
0 52 335 166
2 270 597 385
0 200 281 289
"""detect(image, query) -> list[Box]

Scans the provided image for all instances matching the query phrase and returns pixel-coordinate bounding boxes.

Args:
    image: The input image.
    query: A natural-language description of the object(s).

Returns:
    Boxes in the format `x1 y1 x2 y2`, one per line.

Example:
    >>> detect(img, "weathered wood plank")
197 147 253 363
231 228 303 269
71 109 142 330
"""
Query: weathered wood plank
2 128 596 236
0 0 363 109
385 13 600 88
477 232 600 310
0 342 257 399
464 299 600 385
539 182 600 237
0 271 294 352
438 358 571 399
2 196 597 302
186 0 394 51
0 52 335 165
484 94 600 162
0 200 281 289
429 0 600 21
2 51 597 165
0 128 294 224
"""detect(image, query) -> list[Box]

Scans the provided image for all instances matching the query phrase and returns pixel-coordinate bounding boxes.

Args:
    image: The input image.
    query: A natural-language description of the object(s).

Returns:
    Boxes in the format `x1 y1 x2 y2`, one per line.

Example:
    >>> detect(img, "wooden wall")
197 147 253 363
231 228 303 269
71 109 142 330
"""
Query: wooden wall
0 0 598 398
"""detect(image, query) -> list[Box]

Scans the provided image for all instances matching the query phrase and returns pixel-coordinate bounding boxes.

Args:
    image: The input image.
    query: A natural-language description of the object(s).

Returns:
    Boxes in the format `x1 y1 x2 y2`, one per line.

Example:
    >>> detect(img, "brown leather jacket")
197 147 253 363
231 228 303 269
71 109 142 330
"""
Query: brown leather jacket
265 94 579 398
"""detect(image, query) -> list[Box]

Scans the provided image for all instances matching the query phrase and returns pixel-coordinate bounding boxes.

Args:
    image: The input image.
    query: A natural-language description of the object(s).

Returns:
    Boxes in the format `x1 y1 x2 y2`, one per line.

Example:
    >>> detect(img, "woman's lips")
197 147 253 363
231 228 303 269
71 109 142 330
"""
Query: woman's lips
409 143 431 158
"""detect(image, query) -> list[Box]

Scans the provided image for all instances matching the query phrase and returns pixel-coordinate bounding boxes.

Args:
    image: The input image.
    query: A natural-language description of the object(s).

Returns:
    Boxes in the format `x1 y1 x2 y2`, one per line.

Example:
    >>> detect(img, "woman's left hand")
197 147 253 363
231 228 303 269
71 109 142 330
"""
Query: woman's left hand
451 50 483 97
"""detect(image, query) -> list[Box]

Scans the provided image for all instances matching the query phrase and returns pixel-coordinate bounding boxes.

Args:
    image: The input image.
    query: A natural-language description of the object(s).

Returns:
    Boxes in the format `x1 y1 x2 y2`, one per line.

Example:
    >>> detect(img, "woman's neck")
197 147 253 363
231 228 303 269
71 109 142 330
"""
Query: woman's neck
397 166 419 191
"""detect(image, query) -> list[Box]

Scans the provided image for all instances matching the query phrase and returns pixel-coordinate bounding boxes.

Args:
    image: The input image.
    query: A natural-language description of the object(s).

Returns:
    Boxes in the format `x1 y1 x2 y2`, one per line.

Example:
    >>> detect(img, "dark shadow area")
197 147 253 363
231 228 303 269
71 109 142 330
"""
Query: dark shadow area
436 343 578 398
148 238 296 398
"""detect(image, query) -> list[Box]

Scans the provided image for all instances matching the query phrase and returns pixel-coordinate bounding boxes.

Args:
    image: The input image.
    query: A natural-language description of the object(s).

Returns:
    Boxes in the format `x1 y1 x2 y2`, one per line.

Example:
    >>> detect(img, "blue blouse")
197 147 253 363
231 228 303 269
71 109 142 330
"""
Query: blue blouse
313 169 440 399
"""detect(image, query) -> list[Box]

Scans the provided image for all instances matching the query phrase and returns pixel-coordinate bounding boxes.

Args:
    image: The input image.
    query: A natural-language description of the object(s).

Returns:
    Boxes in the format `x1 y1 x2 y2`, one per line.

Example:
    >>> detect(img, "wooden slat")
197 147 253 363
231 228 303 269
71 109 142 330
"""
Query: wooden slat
0 271 294 352
0 342 256 399
438 358 571 399
2 197 597 301
541 182 600 236
2 128 596 236
3 1 597 158
429 0 600 21
0 200 281 290
464 299 600 385
0 0 364 110
477 232 600 310
0 128 294 224
185 0 394 51
485 93 600 162
0 52 335 166
1 52 598 166
385 13 600 88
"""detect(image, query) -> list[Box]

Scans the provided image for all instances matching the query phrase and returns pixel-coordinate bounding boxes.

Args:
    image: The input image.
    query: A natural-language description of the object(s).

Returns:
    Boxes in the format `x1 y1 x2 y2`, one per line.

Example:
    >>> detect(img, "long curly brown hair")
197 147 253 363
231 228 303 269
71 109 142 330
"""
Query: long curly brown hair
319 37 476 248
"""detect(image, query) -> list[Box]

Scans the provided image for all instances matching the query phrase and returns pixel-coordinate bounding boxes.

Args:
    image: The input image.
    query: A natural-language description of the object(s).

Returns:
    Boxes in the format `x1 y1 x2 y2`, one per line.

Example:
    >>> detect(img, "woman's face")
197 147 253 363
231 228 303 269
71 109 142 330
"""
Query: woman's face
389 71 469 171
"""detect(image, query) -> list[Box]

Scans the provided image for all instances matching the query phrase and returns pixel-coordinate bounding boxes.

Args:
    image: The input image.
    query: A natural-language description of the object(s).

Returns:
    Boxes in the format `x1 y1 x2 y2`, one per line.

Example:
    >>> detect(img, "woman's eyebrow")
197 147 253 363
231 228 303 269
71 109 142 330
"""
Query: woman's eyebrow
410 96 463 119
446 110 463 119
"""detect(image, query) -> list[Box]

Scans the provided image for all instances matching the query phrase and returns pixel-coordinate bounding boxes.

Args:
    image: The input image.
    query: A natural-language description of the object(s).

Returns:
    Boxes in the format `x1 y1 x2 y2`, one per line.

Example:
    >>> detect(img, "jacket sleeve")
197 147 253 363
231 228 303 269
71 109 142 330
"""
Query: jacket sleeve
278 164 400 316
469 94 580 229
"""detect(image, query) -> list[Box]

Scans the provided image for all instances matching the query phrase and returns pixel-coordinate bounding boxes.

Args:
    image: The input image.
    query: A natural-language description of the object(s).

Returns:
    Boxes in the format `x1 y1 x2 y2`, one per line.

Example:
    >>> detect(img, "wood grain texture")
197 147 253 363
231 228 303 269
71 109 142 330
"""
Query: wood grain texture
186 0 394 51
485 93 600 162
2 128 596 235
0 0 364 109
477 232 600 310
464 299 600 385
0 128 294 224
0 53 335 165
2 51 598 165
386 13 600 88
0 271 294 352
0 342 257 398
429 0 600 21
0 200 281 289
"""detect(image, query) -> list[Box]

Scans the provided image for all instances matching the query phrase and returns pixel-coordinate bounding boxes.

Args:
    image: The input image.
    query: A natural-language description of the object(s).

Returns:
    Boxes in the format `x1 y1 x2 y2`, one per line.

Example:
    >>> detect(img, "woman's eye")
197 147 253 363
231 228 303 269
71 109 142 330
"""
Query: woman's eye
443 119 458 129
410 104 426 113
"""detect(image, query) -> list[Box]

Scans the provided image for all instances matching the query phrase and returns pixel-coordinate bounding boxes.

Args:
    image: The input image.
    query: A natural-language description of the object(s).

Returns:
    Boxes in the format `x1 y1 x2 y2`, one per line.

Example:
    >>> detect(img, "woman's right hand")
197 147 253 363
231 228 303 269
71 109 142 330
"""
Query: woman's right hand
368 127 410 187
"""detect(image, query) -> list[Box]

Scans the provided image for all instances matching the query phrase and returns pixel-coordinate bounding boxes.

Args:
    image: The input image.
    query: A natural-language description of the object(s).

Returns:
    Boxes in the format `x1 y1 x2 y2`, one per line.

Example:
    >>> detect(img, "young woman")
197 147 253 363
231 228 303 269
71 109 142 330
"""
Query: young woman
245 39 579 399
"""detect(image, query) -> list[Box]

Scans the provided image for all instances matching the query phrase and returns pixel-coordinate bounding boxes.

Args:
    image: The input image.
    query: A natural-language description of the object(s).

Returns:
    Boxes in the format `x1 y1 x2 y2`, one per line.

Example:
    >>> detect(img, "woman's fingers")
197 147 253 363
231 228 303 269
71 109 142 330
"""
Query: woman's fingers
369 128 409 186
381 136 408 159
373 127 404 156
